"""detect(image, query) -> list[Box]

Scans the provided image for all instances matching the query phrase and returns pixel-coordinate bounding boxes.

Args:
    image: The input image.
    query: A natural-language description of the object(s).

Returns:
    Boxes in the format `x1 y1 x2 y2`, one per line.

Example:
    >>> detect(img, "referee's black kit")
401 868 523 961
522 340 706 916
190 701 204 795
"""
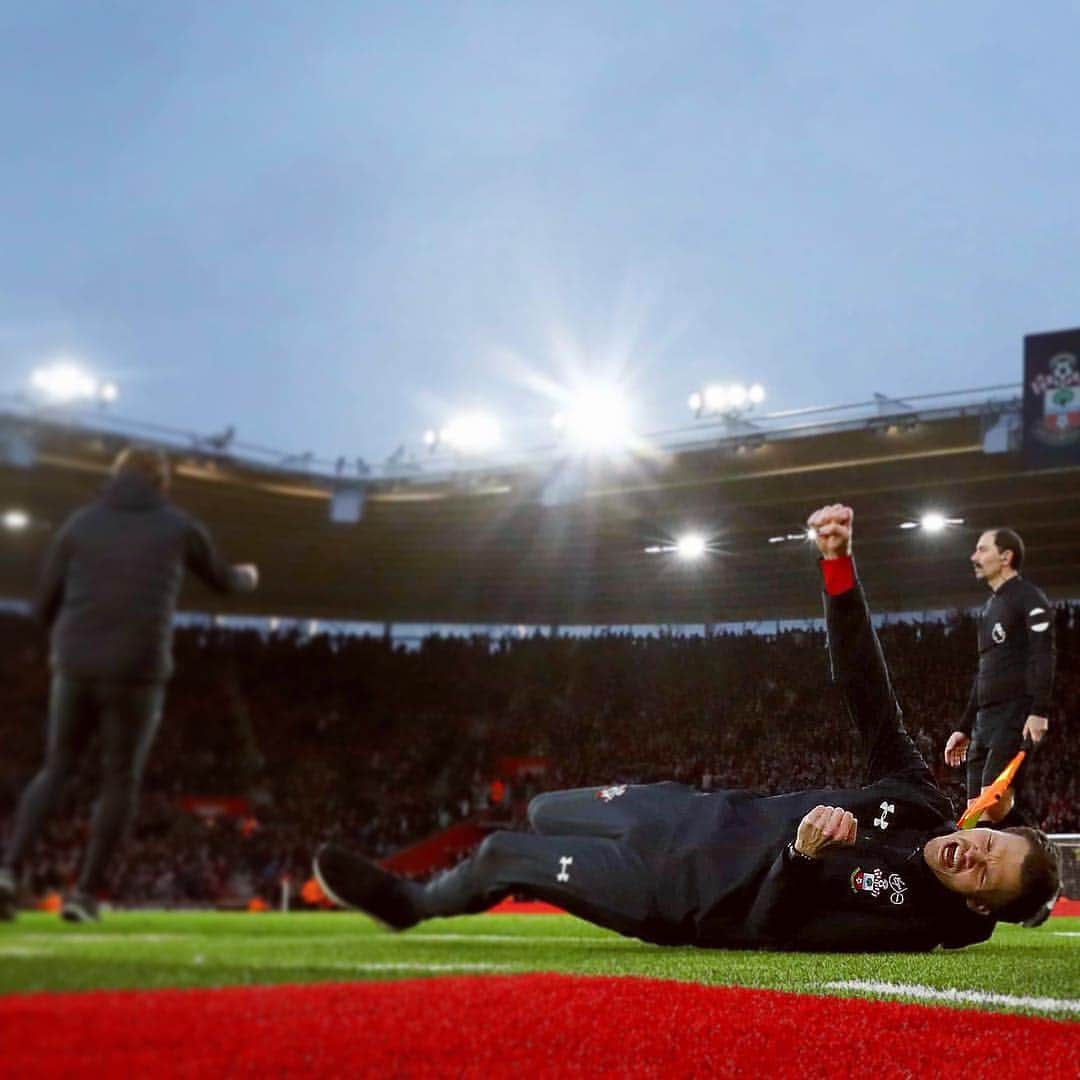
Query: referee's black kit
960 576 1055 792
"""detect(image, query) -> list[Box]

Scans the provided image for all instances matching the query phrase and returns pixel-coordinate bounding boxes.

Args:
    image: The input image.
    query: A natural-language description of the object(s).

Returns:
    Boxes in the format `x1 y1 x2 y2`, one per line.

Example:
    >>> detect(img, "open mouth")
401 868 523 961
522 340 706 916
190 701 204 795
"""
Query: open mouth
941 841 961 870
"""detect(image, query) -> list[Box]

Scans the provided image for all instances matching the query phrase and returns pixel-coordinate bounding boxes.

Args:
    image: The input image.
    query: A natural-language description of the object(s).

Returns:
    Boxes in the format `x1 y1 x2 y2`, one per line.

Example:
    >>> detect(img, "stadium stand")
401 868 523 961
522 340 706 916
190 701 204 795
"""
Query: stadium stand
1 605 1076 908
3 393 1078 910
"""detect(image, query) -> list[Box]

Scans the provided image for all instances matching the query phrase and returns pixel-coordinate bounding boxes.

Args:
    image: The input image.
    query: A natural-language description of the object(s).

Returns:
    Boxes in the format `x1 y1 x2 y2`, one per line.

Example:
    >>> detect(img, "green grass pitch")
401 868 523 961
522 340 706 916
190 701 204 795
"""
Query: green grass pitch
1 911 1077 1019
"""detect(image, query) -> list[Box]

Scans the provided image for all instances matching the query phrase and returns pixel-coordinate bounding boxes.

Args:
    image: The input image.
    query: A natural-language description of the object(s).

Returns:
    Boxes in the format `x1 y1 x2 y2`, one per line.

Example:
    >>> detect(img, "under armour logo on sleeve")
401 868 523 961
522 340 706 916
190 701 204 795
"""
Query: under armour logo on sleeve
874 802 895 829
597 784 627 802
1029 607 1051 632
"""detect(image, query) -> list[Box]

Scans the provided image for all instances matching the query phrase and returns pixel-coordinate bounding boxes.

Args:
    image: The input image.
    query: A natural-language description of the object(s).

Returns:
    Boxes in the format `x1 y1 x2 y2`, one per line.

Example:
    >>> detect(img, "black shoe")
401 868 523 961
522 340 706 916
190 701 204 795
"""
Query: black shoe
0 869 16 922
61 891 100 923
313 844 420 931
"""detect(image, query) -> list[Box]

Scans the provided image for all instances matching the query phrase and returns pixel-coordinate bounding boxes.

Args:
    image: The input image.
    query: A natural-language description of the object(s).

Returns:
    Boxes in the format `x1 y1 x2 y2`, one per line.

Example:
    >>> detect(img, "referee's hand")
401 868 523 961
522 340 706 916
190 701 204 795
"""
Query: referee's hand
944 731 970 767
794 805 858 859
1022 715 1048 745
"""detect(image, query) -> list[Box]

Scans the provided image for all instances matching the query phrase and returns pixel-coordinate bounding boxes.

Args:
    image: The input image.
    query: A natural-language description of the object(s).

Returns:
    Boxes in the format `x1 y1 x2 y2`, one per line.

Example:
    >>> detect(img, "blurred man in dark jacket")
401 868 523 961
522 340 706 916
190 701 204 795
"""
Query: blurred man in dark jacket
0 446 258 921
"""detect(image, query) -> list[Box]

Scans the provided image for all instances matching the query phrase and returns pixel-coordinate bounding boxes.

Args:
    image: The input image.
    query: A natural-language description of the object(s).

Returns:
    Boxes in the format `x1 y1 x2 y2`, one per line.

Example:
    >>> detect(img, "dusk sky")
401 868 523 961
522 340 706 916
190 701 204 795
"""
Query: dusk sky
2 2 1078 468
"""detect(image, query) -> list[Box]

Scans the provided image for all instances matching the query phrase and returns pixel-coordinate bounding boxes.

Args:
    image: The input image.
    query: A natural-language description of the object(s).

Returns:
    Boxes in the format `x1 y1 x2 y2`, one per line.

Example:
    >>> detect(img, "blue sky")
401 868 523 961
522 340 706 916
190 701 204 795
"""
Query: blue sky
2 2 1077 466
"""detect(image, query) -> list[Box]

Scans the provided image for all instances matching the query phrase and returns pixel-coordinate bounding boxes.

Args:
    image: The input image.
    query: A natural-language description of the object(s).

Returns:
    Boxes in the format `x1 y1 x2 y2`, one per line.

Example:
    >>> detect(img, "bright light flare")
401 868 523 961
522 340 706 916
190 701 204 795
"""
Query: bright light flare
99 381 119 404
2 509 30 531
30 362 99 403
553 383 633 453
773 529 812 548
675 533 707 560
438 412 502 454
900 514 964 532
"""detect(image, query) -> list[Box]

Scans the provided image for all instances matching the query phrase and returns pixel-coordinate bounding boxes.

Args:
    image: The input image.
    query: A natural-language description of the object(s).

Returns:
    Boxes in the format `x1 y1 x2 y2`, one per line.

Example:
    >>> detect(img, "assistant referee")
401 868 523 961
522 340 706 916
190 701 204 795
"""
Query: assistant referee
944 528 1055 827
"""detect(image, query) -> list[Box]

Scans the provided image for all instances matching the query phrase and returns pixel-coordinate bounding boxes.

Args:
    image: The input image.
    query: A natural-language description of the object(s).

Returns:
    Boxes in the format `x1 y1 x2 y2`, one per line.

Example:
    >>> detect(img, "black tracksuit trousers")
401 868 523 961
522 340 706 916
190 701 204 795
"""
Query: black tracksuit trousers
3 674 165 892
419 783 693 941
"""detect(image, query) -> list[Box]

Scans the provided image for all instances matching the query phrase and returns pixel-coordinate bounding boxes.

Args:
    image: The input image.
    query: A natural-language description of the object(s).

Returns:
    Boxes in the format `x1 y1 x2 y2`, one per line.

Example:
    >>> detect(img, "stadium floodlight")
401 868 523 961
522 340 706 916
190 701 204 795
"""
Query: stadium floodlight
675 533 707 560
644 534 709 558
432 412 503 455
2 509 29 531
899 514 964 532
704 385 729 412
30 362 101 403
690 382 766 419
553 382 633 453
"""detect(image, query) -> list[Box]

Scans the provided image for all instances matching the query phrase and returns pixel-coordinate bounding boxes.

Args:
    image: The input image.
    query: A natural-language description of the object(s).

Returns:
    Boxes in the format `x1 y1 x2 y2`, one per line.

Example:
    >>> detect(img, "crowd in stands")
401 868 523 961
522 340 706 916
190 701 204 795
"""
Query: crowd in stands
1 603 1077 907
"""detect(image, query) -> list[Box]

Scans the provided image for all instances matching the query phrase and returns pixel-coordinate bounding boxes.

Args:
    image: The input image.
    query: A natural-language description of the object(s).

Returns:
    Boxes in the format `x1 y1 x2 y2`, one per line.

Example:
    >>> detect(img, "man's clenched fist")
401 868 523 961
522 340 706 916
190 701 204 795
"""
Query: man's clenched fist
795 804 858 859
807 505 853 560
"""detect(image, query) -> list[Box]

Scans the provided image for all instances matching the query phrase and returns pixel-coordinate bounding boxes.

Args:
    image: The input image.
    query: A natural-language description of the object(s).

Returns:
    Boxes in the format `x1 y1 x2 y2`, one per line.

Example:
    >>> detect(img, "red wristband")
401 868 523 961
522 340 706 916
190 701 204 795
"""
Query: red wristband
820 555 855 596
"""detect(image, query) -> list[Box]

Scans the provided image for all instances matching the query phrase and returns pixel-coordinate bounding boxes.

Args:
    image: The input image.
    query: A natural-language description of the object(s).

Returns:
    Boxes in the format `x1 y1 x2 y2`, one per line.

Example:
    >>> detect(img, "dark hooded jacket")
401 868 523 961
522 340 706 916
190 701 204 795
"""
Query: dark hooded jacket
31 472 254 682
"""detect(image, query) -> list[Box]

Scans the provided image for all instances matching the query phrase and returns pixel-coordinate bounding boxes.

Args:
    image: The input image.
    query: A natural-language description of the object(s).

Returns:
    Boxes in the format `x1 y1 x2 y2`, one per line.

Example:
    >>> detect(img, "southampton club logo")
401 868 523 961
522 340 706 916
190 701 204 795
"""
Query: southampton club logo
992 621 1007 645
596 784 628 802
1030 352 1080 448
851 867 908 905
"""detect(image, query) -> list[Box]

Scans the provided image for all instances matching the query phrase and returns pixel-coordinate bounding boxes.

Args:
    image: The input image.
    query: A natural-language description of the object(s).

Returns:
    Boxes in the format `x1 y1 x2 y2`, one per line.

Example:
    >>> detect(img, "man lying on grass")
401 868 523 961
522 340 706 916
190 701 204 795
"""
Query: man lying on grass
315 504 1060 951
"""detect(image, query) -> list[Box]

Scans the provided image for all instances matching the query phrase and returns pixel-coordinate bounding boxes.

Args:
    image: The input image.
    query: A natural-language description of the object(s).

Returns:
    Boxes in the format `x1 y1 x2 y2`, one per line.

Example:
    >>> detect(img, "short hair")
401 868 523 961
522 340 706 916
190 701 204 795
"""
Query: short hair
112 445 170 489
993 827 1061 924
990 527 1025 572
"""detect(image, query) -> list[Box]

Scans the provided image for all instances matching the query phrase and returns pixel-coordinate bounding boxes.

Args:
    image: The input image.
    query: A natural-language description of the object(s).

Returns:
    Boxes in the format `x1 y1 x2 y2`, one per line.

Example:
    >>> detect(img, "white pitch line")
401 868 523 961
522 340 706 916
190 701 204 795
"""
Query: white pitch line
0 946 54 957
389 933 633 945
821 980 1080 1014
14 933 188 944
1053 932 1080 937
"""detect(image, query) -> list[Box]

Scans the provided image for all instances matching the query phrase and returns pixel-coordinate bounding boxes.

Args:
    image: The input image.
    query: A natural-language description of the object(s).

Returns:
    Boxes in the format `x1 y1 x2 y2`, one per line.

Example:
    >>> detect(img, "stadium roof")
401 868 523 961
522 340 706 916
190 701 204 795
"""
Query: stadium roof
3 391 1079 626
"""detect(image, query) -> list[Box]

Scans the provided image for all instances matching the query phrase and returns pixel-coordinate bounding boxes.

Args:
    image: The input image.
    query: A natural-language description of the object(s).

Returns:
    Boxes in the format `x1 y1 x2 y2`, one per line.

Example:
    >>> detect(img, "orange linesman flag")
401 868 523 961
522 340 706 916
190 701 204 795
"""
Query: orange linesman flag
957 748 1026 829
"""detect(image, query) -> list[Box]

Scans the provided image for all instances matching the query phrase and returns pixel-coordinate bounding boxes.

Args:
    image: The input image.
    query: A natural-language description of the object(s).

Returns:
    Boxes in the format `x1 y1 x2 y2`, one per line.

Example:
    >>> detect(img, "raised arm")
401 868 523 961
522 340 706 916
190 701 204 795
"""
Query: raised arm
806 505 931 786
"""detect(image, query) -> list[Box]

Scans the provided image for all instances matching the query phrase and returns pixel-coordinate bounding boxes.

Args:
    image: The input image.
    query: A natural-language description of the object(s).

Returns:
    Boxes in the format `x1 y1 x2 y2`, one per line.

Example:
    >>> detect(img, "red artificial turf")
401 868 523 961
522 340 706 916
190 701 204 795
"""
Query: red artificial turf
488 897 565 914
3 975 1077 1078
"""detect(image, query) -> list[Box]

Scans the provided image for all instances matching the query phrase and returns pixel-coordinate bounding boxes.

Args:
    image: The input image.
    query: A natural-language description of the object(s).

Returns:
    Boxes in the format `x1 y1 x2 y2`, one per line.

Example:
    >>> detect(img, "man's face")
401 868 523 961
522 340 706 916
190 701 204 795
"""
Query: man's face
971 531 1009 585
923 828 1027 915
